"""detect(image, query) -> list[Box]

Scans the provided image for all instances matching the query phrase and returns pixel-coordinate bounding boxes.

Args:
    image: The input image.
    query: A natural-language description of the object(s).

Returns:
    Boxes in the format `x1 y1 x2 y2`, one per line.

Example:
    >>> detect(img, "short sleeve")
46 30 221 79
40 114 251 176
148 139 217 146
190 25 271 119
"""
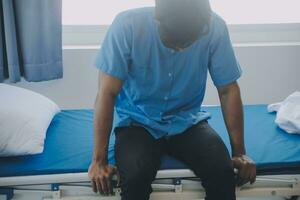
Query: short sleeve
94 14 132 81
208 19 242 87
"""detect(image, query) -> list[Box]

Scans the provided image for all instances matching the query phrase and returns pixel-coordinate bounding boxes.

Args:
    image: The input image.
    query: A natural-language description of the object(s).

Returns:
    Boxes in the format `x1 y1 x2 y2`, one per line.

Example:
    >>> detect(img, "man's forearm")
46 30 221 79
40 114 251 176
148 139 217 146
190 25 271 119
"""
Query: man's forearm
93 92 115 164
219 83 245 156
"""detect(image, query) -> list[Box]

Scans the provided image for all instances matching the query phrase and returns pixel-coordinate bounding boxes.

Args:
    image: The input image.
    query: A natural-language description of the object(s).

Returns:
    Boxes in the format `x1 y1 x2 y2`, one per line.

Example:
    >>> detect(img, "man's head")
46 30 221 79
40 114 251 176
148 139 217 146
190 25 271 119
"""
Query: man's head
155 0 212 50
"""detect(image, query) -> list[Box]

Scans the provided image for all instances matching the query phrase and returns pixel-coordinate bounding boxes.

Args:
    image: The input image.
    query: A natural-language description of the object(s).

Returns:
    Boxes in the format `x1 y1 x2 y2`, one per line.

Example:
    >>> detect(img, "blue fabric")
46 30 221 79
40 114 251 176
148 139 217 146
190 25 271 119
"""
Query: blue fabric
0 0 62 83
1 105 300 177
95 8 242 139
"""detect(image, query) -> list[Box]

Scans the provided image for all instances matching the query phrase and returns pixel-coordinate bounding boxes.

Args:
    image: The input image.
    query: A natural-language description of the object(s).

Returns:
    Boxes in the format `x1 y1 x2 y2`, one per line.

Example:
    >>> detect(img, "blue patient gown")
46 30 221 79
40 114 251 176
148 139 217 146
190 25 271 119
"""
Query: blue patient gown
94 8 242 165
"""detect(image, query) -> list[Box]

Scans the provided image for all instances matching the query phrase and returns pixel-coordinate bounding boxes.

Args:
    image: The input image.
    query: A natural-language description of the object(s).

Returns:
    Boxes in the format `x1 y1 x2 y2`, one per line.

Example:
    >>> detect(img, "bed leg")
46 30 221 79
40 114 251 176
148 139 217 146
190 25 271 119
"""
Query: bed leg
51 184 61 199
286 178 300 200
114 187 122 196
173 178 183 193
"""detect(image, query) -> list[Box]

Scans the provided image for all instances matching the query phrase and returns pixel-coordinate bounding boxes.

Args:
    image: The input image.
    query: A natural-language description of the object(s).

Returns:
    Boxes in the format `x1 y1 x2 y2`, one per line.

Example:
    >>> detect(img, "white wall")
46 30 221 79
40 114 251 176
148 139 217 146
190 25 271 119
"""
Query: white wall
11 49 99 109
205 44 300 105
10 45 300 109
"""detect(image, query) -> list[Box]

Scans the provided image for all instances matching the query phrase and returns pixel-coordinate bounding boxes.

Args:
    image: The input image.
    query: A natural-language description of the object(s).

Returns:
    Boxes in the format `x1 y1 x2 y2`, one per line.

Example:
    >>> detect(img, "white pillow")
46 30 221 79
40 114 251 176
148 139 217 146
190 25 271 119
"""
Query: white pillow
0 84 60 156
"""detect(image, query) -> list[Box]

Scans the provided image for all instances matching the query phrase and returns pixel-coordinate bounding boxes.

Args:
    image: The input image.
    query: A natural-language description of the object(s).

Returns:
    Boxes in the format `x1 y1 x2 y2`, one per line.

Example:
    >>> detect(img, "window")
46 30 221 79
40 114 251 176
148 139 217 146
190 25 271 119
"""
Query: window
63 0 154 25
62 0 300 46
63 0 300 25
213 0 300 24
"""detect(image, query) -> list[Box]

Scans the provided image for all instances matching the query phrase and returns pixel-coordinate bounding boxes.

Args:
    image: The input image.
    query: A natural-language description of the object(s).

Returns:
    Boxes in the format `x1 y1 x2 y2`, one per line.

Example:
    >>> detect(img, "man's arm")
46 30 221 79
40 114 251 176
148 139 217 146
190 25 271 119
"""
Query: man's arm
217 81 256 186
88 71 123 196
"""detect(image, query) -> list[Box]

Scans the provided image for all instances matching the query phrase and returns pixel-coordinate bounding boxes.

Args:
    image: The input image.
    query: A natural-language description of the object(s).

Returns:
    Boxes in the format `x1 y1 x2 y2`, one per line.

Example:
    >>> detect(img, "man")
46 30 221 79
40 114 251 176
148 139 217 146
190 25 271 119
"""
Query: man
88 0 256 199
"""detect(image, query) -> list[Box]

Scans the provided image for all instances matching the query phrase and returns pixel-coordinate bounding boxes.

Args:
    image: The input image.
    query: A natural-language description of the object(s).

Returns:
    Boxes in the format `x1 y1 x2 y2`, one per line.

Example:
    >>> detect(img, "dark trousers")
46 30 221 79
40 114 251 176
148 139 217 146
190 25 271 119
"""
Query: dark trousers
114 121 236 200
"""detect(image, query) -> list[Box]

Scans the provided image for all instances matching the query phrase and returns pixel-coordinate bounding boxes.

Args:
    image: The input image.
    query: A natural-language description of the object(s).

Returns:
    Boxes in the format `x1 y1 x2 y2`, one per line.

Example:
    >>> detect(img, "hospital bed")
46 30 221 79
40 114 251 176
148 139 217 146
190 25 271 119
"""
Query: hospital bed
0 105 300 200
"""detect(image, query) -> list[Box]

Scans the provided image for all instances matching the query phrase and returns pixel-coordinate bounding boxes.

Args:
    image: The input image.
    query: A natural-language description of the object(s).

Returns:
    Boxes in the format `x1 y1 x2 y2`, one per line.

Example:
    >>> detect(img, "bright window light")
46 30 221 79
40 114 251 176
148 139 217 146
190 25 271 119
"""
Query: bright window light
63 0 154 25
63 0 300 25
213 0 300 24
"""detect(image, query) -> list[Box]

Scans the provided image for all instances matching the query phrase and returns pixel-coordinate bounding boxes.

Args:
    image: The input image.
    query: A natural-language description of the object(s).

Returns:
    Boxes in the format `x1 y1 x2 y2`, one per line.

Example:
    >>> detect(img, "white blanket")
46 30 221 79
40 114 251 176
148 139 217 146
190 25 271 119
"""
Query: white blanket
268 91 300 134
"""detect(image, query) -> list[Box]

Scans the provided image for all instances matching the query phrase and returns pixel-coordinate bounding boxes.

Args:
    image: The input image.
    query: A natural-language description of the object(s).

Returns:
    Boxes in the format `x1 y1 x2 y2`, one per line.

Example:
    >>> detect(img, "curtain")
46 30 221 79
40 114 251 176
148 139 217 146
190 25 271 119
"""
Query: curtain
0 0 62 83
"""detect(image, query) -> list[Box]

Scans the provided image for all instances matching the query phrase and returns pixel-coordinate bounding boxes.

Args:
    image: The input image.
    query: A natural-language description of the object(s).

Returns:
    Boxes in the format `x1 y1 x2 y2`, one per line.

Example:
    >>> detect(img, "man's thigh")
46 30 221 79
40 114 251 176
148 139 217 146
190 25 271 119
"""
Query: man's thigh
114 126 164 178
166 121 233 178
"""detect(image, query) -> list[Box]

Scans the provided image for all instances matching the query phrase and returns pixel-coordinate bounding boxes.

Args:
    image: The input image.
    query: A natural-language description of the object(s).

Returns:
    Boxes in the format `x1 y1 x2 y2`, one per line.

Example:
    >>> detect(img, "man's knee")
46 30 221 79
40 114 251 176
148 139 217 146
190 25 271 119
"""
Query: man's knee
208 151 235 180
117 159 157 200
127 165 155 185
117 155 159 187
215 161 235 181
192 144 234 182
114 126 161 185
201 161 236 200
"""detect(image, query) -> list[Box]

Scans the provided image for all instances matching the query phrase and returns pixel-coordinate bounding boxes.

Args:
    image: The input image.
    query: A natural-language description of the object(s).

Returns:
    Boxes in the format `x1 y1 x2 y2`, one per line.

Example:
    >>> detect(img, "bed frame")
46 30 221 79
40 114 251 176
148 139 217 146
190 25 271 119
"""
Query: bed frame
1 169 300 200
1 105 300 200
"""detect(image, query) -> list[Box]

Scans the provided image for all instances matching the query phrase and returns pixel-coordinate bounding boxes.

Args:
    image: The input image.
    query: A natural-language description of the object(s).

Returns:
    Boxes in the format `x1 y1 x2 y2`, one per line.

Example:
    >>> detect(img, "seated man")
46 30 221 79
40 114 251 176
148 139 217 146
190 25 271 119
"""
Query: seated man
88 0 256 200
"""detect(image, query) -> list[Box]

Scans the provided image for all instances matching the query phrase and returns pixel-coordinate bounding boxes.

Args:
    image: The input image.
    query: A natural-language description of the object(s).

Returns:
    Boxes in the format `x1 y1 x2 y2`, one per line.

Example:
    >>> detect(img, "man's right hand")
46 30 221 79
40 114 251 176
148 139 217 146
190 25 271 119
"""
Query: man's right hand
88 161 118 196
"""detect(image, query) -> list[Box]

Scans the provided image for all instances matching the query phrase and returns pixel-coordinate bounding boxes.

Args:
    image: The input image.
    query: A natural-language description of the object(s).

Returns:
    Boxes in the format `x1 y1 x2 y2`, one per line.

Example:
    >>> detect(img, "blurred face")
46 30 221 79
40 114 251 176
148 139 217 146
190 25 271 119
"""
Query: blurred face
155 0 211 50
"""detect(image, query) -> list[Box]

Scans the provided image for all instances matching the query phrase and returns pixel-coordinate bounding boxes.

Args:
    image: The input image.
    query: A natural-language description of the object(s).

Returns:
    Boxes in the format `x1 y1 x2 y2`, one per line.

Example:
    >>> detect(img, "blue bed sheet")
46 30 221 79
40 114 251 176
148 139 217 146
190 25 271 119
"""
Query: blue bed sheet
1 105 300 177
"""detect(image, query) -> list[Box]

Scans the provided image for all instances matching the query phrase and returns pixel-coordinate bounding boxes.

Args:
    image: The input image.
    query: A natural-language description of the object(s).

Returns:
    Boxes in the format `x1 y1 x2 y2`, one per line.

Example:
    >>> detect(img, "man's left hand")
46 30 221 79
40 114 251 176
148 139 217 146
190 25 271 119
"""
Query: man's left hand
232 155 256 186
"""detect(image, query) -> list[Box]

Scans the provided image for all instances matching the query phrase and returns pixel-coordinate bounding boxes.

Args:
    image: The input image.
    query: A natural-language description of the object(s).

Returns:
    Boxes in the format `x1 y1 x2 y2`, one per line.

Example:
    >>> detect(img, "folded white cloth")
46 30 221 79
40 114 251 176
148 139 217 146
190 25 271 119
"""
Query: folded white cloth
268 91 300 134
